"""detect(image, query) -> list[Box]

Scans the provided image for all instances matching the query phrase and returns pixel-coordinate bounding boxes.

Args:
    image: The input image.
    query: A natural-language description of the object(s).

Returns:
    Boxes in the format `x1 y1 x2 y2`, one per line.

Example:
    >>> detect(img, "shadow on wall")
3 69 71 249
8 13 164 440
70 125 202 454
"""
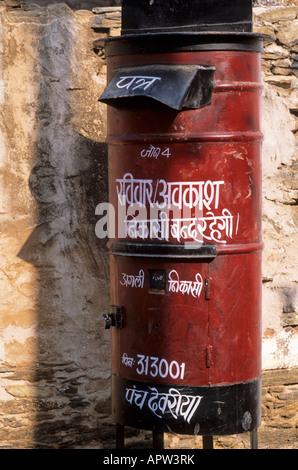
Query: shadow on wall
15 7 111 447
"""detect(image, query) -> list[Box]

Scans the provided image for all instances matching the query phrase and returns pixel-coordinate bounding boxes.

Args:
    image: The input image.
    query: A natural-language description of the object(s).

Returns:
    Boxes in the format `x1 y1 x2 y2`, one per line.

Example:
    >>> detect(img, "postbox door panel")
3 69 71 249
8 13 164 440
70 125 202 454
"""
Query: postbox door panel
110 256 211 386
208 252 262 385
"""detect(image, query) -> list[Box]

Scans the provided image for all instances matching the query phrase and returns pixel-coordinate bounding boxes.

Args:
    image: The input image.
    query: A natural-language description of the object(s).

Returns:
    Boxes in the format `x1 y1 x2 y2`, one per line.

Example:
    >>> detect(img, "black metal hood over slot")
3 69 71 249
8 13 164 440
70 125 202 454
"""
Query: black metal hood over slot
98 63 215 110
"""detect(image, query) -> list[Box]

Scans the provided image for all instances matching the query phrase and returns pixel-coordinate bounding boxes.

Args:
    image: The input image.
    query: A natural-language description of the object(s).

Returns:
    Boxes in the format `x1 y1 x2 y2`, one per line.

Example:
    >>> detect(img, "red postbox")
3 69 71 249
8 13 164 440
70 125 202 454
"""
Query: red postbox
97 0 268 449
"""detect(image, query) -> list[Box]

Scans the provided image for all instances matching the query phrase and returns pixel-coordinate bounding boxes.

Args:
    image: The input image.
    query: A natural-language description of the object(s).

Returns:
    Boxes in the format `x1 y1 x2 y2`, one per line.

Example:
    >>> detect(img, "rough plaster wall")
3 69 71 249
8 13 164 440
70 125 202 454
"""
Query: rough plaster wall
253 6 298 369
261 84 298 369
0 4 111 447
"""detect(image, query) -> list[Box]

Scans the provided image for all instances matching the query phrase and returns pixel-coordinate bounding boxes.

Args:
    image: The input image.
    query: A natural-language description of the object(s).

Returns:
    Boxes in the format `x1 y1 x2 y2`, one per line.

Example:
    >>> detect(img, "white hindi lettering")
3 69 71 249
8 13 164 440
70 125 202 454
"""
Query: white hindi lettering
125 211 169 242
116 75 161 91
140 145 171 159
116 173 153 207
168 270 203 298
124 210 238 244
125 385 203 424
119 269 145 289
121 353 135 368
121 353 186 381
170 210 238 244
135 355 185 380
125 385 148 411
116 173 224 210
115 173 240 245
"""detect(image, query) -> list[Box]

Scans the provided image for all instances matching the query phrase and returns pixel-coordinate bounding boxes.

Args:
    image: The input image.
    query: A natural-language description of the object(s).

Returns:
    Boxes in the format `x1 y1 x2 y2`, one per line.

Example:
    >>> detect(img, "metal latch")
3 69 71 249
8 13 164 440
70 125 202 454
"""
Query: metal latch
204 278 212 300
206 345 213 368
103 306 123 329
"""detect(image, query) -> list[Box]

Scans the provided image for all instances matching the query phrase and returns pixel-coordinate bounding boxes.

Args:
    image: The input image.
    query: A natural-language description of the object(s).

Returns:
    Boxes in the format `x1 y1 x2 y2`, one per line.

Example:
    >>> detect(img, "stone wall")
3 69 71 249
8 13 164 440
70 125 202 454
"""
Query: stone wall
0 3 297 448
253 4 298 440
29 0 121 10
253 5 298 370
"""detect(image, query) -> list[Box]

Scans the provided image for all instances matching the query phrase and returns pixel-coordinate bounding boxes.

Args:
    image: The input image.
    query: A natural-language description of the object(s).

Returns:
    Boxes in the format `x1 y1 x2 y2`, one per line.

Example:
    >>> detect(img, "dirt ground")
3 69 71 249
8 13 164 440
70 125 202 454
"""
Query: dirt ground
104 423 298 450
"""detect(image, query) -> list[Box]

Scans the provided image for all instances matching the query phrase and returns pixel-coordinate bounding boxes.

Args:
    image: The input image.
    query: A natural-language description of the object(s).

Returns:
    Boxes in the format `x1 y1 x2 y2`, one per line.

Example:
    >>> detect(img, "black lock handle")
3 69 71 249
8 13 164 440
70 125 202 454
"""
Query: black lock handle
103 313 112 330
103 306 123 330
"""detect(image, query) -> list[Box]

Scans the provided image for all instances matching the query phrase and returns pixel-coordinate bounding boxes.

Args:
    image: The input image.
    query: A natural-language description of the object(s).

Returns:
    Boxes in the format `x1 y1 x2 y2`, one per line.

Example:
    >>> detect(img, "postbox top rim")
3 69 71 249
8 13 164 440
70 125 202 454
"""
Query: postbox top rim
93 31 275 56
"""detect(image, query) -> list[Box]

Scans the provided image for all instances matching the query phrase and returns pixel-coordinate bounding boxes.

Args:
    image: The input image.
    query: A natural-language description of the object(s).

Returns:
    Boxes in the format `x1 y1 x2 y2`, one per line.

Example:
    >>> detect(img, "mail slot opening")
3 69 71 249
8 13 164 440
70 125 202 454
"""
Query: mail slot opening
99 64 215 110
149 269 167 293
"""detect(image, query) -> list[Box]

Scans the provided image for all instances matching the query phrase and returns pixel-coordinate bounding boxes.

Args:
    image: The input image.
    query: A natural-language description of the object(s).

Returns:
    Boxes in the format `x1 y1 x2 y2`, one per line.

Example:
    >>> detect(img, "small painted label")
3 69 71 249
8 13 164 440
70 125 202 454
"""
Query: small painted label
121 352 186 381
119 269 145 289
140 145 171 159
116 75 161 91
168 270 203 298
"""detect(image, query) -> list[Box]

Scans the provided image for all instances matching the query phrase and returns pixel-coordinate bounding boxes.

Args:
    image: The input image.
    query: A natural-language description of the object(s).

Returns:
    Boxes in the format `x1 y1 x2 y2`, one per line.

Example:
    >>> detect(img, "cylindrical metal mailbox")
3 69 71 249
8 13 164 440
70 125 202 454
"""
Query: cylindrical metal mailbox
98 0 267 442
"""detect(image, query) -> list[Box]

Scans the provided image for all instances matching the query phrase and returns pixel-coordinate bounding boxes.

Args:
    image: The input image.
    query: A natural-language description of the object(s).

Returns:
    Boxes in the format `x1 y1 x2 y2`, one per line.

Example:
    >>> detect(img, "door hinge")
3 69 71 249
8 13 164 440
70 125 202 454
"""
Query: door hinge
204 278 212 300
206 345 213 368
103 306 123 329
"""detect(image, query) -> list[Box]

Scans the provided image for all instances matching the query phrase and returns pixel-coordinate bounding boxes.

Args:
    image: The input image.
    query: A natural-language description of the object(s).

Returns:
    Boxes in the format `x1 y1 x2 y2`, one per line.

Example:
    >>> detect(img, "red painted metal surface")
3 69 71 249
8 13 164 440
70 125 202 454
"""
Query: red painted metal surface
101 40 263 434
110 252 261 387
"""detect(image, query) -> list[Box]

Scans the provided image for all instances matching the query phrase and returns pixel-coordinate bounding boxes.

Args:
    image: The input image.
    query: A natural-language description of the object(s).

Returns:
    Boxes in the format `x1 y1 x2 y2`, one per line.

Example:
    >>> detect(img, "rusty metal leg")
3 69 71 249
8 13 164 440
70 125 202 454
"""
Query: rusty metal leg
153 430 164 449
116 423 125 449
250 429 258 449
202 435 214 449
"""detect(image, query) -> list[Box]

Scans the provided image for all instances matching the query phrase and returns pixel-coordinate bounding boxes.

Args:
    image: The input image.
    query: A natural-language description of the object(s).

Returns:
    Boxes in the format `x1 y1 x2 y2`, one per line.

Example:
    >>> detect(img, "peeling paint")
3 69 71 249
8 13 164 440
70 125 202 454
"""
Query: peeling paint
262 329 298 370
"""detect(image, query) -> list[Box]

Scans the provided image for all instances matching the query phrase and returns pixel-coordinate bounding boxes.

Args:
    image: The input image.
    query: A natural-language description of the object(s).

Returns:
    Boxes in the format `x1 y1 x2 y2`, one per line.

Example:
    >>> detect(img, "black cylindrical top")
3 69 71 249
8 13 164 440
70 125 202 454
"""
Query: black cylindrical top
121 0 253 34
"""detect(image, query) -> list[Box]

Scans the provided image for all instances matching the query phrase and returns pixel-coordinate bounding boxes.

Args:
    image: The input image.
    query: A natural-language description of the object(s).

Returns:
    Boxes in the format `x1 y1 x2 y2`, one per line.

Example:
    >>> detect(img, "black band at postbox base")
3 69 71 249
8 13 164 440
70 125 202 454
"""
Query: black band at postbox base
112 375 261 436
